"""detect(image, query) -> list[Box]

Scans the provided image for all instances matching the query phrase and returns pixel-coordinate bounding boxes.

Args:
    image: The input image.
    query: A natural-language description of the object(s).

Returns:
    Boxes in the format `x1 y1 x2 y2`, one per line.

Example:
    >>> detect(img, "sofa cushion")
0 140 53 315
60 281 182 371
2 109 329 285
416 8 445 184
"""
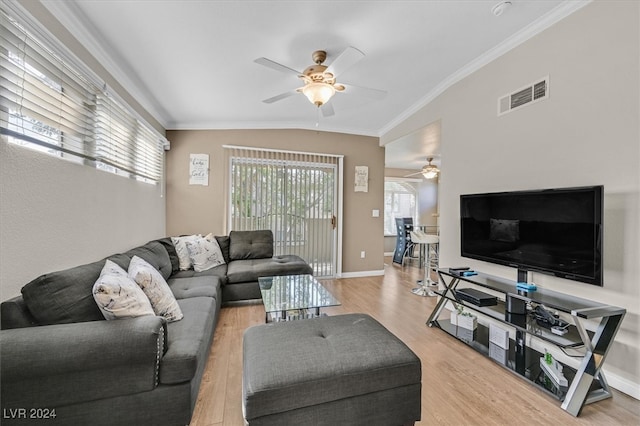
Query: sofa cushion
168 276 222 300
229 230 273 260
21 253 131 325
93 260 155 320
155 237 181 274
171 234 201 270
226 255 313 284
159 296 217 385
215 235 231 263
0 296 37 330
171 263 227 281
125 240 173 281
129 256 183 322
186 234 226 272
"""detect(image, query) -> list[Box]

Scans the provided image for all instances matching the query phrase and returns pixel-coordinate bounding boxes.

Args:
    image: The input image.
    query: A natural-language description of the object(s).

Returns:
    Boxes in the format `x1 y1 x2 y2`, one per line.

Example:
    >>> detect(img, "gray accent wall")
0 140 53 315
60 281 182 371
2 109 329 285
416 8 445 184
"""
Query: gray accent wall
382 1 640 398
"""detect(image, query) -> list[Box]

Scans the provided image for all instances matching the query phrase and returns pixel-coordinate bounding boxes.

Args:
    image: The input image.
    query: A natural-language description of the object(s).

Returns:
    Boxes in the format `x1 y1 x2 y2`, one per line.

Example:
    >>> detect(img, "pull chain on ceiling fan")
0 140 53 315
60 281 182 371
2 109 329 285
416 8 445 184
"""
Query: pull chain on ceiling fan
254 46 387 117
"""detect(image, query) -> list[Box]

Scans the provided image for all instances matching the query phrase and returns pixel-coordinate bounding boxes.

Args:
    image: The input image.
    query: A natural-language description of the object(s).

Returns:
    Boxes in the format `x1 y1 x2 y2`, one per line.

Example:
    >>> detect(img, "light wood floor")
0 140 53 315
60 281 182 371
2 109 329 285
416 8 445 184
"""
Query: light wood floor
190 260 639 425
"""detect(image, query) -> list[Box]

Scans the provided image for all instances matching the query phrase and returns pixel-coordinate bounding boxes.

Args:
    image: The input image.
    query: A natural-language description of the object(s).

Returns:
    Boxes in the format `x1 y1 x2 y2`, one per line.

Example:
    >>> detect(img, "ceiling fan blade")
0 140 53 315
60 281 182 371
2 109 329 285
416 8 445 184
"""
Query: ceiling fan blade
321 102 335 117
254 57 301 76
326 46 364 77
403 171 424 178
341 82 387 100
262 90 298 104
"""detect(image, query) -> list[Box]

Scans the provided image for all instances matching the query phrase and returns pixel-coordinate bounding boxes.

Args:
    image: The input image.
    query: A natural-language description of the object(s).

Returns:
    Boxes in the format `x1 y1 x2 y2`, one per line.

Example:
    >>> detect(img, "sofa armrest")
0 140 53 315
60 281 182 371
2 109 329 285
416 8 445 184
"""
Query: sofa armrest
1 316 165 408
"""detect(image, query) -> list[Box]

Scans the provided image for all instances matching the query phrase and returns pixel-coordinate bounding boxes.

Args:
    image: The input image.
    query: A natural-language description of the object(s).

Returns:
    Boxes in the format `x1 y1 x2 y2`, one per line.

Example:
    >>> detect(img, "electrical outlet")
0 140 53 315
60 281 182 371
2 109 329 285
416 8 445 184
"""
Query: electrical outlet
360 251 366 258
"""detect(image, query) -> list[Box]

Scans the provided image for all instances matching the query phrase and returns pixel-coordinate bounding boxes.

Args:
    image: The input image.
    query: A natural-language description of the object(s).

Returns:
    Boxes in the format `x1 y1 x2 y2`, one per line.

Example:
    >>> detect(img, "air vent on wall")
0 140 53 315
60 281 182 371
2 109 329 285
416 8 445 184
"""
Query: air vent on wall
498 76 549 116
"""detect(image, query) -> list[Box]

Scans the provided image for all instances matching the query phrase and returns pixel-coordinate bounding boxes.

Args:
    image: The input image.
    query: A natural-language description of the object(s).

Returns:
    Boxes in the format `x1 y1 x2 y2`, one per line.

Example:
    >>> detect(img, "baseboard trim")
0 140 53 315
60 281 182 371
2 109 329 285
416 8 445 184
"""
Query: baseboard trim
339 269 385 279
606 371 640 400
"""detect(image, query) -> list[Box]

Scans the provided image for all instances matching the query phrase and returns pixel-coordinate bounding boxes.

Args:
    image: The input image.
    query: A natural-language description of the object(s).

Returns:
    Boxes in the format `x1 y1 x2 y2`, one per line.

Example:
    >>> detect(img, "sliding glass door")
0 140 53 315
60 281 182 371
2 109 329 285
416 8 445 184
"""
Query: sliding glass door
225 146 341 277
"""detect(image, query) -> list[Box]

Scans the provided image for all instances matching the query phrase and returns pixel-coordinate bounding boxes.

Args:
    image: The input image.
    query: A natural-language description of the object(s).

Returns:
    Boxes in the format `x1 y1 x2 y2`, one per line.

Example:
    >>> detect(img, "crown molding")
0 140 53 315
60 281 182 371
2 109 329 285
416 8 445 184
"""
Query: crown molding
167 120 381 138
377 0 592 137
40 0 171 129
39 0 590 138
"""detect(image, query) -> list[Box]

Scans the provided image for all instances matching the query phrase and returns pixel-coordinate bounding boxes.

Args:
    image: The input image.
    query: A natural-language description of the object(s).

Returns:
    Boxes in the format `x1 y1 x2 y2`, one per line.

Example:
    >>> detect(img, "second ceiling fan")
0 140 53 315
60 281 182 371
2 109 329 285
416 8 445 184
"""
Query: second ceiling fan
405 157 440 179
254 46 387 117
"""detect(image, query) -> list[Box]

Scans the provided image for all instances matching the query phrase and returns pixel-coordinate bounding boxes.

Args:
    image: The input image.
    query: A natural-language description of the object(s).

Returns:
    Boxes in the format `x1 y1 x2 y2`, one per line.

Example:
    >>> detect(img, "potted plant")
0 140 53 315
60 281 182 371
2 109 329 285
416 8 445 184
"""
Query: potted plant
454 303 477 330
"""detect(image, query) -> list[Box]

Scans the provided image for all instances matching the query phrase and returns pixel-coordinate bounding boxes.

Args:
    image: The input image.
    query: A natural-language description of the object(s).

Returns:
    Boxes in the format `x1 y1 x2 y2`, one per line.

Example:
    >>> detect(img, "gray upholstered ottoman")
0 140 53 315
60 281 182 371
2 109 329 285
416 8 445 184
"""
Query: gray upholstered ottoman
242 313 421 426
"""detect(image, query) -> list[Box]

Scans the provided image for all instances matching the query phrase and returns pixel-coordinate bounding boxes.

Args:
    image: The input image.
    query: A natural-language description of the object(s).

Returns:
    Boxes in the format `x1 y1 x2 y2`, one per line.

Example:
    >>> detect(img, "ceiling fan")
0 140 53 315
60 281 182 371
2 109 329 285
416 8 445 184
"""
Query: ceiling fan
405 157 440 179
254 46 387 117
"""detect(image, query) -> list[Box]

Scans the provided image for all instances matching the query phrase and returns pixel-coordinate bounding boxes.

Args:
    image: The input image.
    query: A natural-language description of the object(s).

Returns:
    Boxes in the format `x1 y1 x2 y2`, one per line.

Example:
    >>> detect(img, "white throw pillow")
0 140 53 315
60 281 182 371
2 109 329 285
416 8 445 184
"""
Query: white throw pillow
129 255 183 322
186 233 226 272
92 260 155 320
171 234 201 270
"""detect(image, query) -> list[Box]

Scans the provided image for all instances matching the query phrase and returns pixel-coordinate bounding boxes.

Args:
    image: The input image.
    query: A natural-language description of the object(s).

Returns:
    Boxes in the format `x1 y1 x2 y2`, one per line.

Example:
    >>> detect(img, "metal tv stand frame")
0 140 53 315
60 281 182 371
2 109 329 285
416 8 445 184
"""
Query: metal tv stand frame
427 269 626 417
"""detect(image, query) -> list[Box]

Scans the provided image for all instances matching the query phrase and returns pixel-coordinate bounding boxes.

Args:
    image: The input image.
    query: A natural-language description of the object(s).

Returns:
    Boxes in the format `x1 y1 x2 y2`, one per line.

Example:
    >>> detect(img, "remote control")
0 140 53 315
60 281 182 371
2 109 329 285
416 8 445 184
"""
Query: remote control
449 267 470 271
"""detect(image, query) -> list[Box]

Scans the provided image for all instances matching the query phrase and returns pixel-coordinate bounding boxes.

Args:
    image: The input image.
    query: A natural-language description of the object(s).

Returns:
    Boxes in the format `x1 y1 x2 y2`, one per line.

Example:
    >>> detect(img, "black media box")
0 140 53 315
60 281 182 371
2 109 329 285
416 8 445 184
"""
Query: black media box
456 288 498 307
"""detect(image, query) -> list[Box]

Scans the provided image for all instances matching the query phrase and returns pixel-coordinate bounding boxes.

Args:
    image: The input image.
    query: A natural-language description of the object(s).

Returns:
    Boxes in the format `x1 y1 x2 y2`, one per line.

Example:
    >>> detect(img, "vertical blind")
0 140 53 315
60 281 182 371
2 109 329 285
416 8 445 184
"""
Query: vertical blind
224 146 339 277
1 6 165 183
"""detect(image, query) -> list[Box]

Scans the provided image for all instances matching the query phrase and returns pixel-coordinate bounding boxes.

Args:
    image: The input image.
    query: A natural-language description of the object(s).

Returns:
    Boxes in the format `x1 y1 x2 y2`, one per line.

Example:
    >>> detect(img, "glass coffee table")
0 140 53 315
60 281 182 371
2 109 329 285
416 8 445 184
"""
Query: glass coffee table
258 274 340 322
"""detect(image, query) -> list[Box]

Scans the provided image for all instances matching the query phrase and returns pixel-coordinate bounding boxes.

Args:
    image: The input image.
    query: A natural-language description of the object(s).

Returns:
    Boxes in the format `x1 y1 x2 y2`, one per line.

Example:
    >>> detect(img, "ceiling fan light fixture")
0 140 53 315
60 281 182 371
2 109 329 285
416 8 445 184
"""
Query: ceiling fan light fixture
301 82 336 106
421 157 440 179
422 167 439 179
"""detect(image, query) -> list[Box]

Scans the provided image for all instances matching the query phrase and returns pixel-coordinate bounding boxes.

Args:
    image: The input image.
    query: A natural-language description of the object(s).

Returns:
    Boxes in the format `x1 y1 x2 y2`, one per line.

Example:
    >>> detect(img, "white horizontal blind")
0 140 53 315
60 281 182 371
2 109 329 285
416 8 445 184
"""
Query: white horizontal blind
0 6 164 183
225 146 338 277
1 10 95 160
95 94 163 181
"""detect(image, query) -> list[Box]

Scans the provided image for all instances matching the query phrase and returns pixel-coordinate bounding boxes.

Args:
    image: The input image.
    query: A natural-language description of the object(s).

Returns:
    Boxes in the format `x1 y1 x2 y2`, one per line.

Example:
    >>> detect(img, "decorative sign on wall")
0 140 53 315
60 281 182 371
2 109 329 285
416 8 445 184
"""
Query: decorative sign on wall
354 166 368 192
189 154 209 186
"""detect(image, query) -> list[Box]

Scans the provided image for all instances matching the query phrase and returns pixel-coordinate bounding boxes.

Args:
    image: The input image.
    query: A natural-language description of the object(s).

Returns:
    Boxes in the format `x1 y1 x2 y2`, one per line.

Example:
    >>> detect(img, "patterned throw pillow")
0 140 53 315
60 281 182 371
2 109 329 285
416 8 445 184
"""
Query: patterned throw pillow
171 234 201 270
92 260 155 320
128 255 183 322
186 233 226 272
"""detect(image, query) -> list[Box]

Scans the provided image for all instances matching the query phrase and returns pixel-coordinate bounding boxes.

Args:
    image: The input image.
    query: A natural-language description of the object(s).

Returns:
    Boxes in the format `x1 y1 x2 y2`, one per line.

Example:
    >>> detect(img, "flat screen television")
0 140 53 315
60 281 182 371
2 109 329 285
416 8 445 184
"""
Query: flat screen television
460 185 603 286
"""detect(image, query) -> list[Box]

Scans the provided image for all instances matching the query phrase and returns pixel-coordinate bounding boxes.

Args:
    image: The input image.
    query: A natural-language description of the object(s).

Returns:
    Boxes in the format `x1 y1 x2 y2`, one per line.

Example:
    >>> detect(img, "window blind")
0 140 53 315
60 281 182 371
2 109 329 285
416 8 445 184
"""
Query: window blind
224 146 340 277
1 6 165 183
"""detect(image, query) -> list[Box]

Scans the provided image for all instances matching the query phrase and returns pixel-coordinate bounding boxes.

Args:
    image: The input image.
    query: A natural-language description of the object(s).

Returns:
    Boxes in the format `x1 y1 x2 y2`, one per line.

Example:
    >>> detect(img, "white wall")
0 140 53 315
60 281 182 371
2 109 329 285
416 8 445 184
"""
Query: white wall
382 1 640 397
0 141 166 300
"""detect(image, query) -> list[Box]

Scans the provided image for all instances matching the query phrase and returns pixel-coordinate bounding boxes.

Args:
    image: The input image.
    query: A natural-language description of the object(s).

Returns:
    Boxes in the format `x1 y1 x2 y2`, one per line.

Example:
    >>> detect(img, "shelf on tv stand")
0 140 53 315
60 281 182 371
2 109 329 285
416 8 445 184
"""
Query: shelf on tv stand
427 269 626 417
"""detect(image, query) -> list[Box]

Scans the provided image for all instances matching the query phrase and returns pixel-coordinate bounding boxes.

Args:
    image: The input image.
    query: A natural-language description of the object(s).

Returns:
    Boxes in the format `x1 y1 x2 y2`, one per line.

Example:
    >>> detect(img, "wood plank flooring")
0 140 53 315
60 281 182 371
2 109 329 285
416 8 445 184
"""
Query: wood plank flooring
190 260 639 425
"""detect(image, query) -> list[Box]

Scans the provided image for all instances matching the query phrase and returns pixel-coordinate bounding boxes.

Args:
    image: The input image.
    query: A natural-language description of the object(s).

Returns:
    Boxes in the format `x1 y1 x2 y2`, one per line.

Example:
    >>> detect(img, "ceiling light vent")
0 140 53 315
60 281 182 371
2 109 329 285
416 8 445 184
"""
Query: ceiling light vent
498 76 549 116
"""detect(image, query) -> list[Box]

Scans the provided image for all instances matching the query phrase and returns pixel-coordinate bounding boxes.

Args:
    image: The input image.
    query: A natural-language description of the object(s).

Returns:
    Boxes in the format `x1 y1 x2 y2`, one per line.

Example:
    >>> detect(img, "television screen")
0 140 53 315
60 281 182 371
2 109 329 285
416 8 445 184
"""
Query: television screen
460 186 603 286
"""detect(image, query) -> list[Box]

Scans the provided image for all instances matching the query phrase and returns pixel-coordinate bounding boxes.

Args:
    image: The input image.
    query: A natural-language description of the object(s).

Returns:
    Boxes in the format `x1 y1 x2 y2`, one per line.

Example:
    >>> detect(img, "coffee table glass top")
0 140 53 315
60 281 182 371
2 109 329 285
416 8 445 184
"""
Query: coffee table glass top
259 274 340 313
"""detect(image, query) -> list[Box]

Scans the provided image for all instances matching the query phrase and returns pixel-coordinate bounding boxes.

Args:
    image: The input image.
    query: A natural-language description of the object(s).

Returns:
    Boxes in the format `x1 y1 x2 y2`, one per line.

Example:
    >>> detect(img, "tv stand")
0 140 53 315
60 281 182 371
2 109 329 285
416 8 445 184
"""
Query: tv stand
427 269 626 417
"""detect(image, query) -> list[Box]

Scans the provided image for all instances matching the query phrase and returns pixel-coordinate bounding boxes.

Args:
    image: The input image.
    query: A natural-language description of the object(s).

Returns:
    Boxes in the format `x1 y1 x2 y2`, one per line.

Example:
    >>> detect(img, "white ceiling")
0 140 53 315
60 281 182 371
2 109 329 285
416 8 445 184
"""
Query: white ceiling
41 0 584 170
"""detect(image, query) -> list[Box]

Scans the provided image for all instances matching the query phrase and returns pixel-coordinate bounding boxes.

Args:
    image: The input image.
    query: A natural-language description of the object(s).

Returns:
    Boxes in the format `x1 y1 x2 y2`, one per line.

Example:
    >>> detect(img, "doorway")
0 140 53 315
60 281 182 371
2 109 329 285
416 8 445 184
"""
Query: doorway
225 146 342 277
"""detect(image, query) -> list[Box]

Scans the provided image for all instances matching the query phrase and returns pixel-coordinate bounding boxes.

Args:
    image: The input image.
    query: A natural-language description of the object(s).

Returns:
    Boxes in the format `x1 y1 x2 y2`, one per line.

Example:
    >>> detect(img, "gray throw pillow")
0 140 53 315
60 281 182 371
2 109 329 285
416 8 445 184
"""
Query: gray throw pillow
21 253 131 325
229 230 274 260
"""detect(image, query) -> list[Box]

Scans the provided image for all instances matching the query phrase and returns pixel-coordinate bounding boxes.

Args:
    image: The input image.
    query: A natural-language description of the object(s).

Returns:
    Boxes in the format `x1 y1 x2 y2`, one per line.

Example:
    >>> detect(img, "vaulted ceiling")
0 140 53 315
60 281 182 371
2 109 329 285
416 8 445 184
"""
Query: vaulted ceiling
41 0 584 169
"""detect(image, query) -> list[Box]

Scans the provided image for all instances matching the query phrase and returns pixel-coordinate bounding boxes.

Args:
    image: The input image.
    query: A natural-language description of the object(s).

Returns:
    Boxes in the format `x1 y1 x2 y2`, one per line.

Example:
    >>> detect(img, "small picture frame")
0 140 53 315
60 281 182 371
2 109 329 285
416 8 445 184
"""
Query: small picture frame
354 166 368 192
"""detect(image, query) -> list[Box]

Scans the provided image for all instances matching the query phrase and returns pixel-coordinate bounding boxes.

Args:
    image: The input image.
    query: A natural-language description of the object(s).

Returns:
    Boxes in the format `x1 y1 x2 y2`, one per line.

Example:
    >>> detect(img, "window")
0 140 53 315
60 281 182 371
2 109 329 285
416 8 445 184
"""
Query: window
1 5 165 183
95 94 164 182
384 179 417 235
225 146 340 277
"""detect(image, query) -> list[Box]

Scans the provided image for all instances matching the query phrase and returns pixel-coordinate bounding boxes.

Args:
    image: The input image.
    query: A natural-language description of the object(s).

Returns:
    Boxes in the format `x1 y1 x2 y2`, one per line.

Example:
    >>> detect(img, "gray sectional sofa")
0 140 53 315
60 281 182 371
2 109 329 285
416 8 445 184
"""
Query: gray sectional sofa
0 230 312 426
